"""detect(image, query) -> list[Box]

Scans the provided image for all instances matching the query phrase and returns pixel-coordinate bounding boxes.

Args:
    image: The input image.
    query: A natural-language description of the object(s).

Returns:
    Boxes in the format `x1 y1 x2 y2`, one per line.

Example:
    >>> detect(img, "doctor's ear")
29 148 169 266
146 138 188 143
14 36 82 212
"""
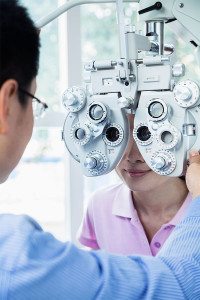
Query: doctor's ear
0 79 18 134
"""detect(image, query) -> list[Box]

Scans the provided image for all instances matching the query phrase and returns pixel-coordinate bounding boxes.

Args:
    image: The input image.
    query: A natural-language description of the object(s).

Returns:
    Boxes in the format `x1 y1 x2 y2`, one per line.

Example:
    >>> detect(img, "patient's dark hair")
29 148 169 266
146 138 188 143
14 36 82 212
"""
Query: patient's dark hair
0 0 40 106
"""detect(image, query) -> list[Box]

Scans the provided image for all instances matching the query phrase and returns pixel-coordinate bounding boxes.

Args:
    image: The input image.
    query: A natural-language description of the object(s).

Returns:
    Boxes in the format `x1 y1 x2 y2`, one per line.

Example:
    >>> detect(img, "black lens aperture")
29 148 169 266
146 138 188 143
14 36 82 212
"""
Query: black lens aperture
105 127 120 142
136 126 151 141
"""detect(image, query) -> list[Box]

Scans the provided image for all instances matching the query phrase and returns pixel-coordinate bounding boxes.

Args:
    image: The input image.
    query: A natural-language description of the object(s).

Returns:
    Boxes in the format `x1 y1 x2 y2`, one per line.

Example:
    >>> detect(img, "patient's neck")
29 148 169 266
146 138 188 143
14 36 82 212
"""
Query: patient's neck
131 178 188 242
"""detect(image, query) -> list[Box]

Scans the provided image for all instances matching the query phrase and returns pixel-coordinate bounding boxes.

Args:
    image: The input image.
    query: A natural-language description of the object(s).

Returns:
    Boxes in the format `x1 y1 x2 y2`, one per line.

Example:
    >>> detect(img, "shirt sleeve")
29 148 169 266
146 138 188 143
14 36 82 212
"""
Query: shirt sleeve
77 196 100 249
5 197 200 300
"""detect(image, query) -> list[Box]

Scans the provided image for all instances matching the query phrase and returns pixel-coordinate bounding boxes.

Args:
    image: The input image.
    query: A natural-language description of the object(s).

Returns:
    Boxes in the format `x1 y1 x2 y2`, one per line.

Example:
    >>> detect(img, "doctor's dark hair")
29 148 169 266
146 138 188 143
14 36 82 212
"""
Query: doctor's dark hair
0 0 40 106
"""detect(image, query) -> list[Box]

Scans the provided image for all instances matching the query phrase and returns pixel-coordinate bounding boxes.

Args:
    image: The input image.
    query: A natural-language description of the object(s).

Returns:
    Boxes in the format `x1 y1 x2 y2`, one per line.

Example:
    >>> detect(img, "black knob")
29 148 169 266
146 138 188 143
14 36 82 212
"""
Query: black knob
139 2 162 15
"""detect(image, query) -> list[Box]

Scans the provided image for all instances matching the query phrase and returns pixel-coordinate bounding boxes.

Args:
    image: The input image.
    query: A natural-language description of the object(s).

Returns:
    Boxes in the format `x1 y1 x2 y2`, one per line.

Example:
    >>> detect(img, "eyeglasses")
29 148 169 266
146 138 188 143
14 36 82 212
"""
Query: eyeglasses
18 87 48 118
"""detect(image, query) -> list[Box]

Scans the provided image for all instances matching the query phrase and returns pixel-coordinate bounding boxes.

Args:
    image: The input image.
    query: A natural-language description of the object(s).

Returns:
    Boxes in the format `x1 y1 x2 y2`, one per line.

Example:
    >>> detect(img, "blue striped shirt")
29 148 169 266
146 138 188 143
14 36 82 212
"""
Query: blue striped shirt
0 197 200 299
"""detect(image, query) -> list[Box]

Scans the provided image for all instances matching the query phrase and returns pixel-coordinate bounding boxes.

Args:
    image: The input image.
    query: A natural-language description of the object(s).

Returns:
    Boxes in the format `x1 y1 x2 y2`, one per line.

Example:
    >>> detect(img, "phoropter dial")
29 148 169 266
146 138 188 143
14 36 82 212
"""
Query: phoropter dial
62 87 86 112
70 123 92 146
151 150 176 175
84 151 108 175
174 80 200 108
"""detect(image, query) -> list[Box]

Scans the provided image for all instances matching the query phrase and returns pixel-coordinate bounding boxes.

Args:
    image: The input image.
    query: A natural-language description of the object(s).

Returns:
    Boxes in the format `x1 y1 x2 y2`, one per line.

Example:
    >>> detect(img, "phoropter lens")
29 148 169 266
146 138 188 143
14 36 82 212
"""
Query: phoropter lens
136 126 151 141
89 104 104 120
75 128 86 140
148 101 164 118
161 131 173 144
105 127 120 142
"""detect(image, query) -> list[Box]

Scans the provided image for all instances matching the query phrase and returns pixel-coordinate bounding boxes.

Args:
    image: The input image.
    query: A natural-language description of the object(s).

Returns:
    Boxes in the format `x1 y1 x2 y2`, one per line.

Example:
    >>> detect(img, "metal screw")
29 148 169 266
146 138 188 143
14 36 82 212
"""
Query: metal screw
179 3 184 8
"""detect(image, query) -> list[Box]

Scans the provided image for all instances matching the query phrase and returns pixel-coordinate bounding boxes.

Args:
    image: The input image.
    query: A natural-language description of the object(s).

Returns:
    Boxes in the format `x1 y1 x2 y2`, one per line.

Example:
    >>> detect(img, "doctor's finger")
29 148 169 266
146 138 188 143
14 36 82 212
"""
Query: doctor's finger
188 150 200 165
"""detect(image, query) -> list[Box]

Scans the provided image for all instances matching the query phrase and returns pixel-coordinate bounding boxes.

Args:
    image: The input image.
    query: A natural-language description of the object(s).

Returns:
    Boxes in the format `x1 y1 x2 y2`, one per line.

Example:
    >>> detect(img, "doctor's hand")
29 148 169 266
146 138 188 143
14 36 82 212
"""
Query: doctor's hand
186 150 200 199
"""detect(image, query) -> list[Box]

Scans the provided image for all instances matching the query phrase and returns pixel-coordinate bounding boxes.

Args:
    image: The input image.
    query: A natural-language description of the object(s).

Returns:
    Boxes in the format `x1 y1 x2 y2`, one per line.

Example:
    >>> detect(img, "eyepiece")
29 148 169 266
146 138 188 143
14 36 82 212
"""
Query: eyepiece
136 126 151 142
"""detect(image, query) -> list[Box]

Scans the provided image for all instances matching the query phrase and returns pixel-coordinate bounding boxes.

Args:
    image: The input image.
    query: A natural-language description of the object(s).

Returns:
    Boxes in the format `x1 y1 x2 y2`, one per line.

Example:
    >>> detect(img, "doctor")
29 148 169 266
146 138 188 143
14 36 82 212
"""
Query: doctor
0 0 200 299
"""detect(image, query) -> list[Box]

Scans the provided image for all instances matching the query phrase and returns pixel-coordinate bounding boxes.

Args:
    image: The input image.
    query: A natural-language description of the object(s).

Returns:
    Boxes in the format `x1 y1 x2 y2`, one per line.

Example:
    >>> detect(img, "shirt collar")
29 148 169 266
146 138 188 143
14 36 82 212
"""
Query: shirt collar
112 184 137 219
112 185 192 225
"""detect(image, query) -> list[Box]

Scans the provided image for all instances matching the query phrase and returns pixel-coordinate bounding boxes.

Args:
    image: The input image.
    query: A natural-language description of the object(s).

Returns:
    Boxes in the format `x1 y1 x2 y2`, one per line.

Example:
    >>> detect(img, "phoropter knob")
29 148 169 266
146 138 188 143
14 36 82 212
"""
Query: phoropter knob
84 157 97 169
174 80 200 108
84 152 108 175
62 87 86 112
150 150 176 175
151 156 166 170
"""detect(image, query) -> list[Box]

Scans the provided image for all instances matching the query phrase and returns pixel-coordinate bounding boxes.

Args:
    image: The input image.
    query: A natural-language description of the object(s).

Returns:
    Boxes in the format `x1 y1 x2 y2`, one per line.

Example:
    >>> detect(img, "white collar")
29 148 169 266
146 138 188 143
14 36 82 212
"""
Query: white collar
112 184 137 219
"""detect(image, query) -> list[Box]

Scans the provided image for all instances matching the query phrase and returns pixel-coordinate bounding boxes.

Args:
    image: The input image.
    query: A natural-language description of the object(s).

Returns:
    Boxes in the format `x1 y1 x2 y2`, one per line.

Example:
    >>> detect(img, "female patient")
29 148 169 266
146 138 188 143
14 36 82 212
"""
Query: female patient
77 114 191 256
